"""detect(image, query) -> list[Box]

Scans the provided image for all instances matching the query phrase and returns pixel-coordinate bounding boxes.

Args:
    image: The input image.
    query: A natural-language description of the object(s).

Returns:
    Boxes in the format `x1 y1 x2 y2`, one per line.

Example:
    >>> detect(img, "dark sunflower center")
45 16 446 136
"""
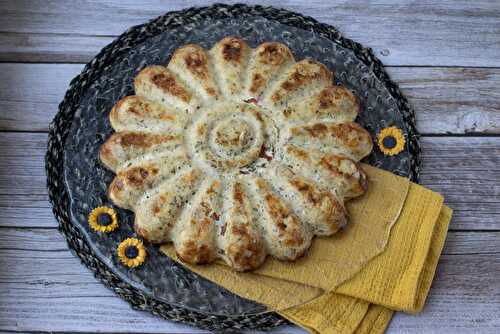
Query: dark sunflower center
124 246 139 259
382 136 397 149
97 213 112 226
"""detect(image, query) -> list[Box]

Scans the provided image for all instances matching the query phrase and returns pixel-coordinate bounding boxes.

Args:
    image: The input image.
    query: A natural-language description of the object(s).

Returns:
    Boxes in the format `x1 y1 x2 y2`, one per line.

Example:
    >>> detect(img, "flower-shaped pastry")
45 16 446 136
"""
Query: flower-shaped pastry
100 37 373 271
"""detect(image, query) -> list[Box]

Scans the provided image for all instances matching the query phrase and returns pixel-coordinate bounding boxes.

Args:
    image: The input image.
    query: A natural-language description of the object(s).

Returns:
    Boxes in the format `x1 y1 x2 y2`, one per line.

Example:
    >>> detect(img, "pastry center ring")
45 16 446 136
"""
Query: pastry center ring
188 101 267 172
211 119 254 157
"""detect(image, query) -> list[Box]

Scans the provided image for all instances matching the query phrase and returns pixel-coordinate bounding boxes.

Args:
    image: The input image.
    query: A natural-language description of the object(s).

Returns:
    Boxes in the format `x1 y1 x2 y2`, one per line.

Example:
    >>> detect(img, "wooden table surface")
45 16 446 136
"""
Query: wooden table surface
0 1 499 333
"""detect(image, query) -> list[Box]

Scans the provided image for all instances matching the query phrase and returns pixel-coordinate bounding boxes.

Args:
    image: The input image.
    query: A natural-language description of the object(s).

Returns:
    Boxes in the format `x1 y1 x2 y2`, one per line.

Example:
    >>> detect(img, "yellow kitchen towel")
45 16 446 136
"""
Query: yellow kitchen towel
335 201 452 313
353 305 394 334
279 296 394 334
279 205 452 333
161 167 452 333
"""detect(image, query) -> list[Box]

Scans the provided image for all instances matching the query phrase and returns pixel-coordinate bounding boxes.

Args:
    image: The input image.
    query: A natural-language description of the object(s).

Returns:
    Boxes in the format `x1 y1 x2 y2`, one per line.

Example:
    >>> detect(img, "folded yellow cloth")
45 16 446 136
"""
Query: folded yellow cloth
280 205 452 333
161 166 452 334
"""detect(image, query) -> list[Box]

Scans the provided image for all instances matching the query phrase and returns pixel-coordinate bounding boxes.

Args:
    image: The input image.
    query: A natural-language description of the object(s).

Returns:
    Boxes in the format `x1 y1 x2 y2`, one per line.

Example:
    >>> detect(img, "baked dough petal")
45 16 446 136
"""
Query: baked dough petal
134 168 202 243
282 144 368 199
173 178 221 264
168 44 221 101
108 148 189 209
280 85 360 124
243 42 295 100
286 121 373 160
134 65 200 112
261 59 333 110
100 131 182 172
219 181 267 271
262 162 347 236
246 176 313 261
210 37 251 98
110 95 188 133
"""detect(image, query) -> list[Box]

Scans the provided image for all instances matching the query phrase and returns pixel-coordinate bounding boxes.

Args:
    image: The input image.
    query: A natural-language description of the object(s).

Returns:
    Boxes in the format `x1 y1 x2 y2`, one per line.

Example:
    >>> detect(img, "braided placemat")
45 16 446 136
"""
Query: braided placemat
46 3 420 331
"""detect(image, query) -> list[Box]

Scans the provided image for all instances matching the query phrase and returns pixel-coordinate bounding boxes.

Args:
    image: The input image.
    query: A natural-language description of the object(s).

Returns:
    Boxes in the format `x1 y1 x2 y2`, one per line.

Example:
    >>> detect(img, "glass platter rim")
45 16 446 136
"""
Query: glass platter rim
46 3 421 331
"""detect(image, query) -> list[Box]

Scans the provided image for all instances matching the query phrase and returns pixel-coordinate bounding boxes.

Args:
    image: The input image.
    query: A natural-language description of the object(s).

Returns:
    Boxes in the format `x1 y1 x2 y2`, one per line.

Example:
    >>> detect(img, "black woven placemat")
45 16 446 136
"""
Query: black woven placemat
46 3 420 331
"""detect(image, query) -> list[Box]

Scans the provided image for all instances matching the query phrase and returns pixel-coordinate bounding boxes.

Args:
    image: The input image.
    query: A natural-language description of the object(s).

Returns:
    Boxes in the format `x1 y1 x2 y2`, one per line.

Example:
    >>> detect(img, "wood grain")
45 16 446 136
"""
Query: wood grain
0 132 498 231
1 1 499 67
1 64 500 134
388 67 500 134
0 63 83 132
0 228 498 333
0 32 114 63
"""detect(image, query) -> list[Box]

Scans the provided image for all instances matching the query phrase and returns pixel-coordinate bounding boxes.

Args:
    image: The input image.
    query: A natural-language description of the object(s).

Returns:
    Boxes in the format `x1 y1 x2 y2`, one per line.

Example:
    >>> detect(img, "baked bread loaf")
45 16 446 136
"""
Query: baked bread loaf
100 37 373 271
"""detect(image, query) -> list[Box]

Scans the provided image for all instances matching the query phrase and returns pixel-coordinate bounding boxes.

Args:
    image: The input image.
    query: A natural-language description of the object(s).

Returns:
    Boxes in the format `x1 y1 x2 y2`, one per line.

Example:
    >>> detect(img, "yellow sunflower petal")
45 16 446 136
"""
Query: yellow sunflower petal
88 206 119 233
377 126 406 156
117 238 147 268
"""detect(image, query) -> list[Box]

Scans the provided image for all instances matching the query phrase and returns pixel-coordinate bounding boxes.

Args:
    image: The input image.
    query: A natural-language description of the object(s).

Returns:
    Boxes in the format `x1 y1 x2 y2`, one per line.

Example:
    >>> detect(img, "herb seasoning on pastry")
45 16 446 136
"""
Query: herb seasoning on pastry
100 37 373 272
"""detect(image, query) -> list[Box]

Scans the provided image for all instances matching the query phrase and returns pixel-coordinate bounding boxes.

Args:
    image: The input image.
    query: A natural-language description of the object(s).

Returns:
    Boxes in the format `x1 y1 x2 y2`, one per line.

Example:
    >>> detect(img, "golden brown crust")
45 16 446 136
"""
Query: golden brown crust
288 175 347 235
249 73 266 95
253 178 312 260
134 65 193 105
256 179 304 247
175 44 210 76
260 163 347 236
227 223 266 271
177 239 215 264
151 70 191 103
109 95 186 134
108 164 159 208
99 132 180 171
111 96 176 121
175 180 220 265
134 169 202 244
168 44 220 99
232 181 245 205
280 85 359 124
257 42 294 66
319 155 368 197
176 216 215 264
119 132 172 147
210 37 251 97
223 182 267 271
246 42 295 97
318 86 358 112
284 145 368 199
268 59 333 105
288 121 373 160
219 37 248 62
107 149 189 209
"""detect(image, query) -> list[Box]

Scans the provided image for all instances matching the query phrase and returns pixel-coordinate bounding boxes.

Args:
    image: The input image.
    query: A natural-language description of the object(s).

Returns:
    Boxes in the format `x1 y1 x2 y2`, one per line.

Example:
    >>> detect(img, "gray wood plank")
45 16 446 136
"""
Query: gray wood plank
0 1 499 67
0 32 114 63
0 231 304 334
1 63 500 134
419 137 500 231
390 254 500 333
0 228 498 333
0 133 499 230
0 63 83 132
388 67 500 134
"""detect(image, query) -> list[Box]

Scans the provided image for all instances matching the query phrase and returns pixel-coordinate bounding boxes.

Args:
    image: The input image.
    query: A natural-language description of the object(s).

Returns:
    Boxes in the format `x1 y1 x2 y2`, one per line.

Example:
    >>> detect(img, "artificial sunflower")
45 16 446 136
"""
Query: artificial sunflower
117 238 147 268
377 126 406 156
88 206 119 233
